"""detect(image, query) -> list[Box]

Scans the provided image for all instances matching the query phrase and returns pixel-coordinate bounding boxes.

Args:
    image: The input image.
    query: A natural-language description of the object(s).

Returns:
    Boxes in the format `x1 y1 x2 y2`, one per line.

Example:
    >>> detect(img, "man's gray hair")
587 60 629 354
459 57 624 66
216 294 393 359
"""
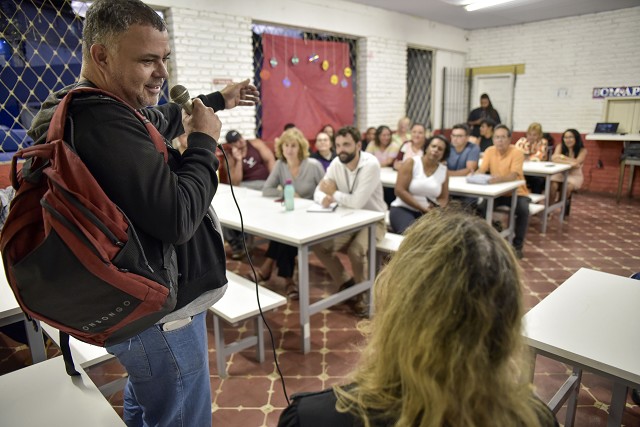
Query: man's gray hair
82 0 166 58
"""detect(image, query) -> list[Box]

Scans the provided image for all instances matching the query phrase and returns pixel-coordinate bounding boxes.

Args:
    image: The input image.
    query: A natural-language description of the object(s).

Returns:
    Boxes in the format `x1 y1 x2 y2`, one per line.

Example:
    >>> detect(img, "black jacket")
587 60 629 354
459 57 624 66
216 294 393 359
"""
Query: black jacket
278 388 559 427
28 81 228 312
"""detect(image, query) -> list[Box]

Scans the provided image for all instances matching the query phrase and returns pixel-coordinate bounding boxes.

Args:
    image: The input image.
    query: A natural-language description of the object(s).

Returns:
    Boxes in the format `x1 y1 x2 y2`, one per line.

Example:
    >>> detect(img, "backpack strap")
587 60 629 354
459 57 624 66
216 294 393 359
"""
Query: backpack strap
46 87 168 163
59 331 81 376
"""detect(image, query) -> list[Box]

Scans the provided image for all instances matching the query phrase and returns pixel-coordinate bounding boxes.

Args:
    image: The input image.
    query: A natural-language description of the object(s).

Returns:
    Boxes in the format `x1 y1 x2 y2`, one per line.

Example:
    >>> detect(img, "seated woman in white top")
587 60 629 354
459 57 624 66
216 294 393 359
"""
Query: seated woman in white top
390 136 450 234
393 123 429 170
258 128 325 299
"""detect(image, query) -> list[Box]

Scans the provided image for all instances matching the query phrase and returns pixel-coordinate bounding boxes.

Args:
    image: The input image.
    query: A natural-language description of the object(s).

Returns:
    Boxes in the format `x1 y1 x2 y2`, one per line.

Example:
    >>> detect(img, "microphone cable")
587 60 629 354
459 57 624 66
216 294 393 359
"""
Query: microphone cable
217 146 290 405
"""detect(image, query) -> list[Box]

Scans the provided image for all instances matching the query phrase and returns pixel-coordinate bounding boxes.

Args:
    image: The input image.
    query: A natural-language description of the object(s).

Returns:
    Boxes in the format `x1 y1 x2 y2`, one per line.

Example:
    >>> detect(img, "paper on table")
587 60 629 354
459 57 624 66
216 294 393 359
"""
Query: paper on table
307 202 338 212
466 174 492 185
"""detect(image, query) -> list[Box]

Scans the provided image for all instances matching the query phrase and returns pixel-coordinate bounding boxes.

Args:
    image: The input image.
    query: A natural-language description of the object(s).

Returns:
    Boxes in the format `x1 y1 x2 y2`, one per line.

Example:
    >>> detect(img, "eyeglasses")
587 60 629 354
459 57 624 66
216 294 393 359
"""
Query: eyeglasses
451 133 466 138
494 135 510 140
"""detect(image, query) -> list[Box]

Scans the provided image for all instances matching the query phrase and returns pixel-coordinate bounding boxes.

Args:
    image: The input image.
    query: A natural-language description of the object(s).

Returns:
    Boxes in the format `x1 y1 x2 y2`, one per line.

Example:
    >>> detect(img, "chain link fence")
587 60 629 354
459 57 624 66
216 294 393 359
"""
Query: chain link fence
0 0 170 158
1 0 84 155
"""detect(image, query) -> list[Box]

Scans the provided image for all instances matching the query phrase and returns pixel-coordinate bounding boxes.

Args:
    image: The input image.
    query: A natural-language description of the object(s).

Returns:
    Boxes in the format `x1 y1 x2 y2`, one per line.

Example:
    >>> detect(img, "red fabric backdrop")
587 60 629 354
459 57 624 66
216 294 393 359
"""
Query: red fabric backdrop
261 34 354 142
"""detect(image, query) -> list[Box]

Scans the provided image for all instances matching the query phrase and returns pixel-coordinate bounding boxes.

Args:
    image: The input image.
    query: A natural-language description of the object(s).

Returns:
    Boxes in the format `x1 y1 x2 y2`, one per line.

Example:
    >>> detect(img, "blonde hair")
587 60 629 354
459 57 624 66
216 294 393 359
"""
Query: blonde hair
335 209 552 427
275 127 310 162
527 122 543 135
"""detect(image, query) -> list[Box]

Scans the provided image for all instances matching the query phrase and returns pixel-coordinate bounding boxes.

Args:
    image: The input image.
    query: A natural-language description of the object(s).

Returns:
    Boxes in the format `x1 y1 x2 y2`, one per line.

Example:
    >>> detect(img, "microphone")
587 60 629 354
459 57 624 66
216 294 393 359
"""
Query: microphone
170 84 193 114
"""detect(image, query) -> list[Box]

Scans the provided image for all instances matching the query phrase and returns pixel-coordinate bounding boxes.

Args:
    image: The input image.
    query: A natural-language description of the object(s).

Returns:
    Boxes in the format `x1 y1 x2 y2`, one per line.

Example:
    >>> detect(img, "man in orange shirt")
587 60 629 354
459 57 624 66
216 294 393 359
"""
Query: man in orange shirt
476 124 530 259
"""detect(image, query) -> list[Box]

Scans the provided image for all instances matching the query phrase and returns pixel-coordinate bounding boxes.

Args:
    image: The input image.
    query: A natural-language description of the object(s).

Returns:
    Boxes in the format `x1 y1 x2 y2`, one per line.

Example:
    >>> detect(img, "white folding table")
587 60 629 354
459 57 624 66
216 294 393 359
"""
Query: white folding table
0 263 46 364
522 161 571 233
213 184 384 353
523 268 640 427
0 356 125 426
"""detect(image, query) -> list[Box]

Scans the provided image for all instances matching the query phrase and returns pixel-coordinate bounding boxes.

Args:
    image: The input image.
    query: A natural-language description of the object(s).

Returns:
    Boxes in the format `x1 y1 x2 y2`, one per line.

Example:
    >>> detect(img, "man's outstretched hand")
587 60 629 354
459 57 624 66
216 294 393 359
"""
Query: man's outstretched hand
221 79 260 109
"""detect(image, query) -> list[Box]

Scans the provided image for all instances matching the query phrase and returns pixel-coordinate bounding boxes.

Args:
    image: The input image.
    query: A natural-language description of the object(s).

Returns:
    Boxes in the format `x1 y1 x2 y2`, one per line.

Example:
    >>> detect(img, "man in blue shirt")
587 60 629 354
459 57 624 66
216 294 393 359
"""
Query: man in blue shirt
447 123 480 208
447 123 479 176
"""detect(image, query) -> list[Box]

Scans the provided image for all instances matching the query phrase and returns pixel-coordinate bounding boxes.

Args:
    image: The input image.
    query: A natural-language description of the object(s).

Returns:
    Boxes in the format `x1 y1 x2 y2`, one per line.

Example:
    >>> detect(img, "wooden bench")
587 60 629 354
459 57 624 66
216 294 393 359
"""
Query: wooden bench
209 271 287 378
41 323 127 396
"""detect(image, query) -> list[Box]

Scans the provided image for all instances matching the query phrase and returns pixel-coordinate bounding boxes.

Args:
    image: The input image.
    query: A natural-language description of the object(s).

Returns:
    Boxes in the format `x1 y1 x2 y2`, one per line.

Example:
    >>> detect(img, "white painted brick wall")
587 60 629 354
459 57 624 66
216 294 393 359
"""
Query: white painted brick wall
154 0 468 139
165 8 257 141
358 37 408 132
467 7 640 133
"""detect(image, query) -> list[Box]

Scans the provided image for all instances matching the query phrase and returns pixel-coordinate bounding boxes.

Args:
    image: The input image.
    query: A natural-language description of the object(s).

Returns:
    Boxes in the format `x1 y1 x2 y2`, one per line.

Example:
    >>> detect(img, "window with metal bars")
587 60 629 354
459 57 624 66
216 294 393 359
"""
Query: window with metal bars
406 47 433 131
252 24 357 139
441 67 466 130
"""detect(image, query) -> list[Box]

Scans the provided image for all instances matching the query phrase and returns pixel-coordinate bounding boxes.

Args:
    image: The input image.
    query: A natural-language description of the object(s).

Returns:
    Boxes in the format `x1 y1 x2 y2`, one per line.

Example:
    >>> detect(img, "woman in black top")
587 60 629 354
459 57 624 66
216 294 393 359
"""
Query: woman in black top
467 93 501 138
278 209 558 427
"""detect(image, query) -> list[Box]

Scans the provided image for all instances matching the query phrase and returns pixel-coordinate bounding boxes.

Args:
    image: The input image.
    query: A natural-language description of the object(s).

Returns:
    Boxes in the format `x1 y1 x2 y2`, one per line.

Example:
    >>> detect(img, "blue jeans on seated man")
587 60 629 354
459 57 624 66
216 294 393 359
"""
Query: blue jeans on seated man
106 311 211 427
478 195 530 250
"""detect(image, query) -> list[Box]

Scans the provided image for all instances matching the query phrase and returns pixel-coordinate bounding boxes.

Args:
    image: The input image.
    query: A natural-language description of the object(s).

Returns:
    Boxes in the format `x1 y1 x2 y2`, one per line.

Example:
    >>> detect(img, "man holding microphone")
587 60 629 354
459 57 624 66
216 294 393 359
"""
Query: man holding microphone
26 0 258 425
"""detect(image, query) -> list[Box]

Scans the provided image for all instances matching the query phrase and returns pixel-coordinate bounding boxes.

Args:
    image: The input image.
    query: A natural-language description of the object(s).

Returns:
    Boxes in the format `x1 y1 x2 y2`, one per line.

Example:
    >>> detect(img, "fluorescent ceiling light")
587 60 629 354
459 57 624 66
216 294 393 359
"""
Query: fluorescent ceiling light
464 0 518 12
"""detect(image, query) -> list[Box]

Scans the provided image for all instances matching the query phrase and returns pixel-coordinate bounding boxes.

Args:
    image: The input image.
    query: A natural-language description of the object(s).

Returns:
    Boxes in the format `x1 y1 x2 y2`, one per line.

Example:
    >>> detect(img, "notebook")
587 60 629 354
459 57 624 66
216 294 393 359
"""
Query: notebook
593 122 619 134
466 174 492 185
307 202 338 212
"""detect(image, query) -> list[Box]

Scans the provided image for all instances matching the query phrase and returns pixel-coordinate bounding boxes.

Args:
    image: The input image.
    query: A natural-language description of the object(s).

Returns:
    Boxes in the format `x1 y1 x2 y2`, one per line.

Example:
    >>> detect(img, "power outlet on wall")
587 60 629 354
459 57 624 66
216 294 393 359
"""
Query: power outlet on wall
597 160 603 169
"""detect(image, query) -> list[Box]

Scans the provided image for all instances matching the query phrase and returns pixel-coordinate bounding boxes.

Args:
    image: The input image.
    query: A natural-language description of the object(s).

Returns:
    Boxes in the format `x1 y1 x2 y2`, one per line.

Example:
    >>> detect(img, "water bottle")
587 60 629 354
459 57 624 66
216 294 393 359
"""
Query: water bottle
284 179 295 211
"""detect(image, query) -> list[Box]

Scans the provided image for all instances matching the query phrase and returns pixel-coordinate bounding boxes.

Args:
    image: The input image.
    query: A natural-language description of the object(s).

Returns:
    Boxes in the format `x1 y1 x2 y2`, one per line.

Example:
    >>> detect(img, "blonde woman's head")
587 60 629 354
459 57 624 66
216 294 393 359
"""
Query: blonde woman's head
275 127 310 162
336 209 550 427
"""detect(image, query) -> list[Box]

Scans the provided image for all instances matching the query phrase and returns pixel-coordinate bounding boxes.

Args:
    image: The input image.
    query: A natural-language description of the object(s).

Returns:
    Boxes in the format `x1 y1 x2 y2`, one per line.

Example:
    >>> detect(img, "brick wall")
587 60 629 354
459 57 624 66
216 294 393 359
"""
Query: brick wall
154 0 467 138
357 37 408 131
165 8 257 140
467 7 640 133
466 6 640 197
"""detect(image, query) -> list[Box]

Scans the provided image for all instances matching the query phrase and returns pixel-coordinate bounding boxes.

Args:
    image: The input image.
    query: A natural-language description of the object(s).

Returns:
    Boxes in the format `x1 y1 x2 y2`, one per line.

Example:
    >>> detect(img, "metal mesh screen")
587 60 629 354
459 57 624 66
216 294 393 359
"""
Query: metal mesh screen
0 0 168 156
442 67 466 129
1 0 82 153
406 47 433 130
252 24 357 138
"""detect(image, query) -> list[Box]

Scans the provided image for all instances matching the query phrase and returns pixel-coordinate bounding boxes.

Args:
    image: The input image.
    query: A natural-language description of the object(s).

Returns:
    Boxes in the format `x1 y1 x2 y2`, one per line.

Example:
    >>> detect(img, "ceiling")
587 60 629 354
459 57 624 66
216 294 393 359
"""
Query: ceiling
344 0 640 30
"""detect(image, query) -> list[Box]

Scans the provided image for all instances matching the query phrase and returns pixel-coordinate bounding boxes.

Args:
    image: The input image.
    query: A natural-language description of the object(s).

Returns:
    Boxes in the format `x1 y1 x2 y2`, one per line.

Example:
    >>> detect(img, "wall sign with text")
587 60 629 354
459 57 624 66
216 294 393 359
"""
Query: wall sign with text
592 86 640 98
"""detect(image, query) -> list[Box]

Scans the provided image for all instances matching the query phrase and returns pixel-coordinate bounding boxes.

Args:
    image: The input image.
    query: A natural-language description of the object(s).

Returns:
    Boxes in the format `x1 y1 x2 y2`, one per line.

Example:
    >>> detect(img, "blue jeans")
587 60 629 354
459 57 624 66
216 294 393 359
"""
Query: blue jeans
106 312 211 427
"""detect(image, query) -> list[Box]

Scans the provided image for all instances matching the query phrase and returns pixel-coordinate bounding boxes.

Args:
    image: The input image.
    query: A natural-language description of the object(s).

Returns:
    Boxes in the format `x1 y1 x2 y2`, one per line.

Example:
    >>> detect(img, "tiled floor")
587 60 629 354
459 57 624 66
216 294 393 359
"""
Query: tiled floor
1 191 639 426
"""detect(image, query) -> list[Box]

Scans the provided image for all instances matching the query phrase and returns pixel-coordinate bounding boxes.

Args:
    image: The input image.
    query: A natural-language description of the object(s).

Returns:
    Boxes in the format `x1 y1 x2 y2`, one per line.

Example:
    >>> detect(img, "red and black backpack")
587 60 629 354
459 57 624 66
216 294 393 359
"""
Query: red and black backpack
0 88 177 375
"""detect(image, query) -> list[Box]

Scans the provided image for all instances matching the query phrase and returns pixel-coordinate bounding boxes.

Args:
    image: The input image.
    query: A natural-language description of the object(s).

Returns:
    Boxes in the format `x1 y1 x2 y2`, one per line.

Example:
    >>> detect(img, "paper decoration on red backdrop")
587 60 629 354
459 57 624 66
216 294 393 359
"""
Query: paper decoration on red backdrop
261 34 354 143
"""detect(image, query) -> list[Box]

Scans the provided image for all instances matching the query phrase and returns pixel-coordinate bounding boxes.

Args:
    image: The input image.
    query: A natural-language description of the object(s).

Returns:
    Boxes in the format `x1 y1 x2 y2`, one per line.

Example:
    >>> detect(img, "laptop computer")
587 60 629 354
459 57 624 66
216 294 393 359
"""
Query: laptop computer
594 122 619 134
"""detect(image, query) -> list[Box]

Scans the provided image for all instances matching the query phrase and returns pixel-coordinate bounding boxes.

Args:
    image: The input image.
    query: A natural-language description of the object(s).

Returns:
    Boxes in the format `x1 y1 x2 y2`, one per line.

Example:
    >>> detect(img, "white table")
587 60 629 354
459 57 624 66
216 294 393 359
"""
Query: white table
380 168 523 242
522 161 571 233
523 268 640 427
213 184 385 353
0 356 125 426
585 133 640 143
0 263 46 364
